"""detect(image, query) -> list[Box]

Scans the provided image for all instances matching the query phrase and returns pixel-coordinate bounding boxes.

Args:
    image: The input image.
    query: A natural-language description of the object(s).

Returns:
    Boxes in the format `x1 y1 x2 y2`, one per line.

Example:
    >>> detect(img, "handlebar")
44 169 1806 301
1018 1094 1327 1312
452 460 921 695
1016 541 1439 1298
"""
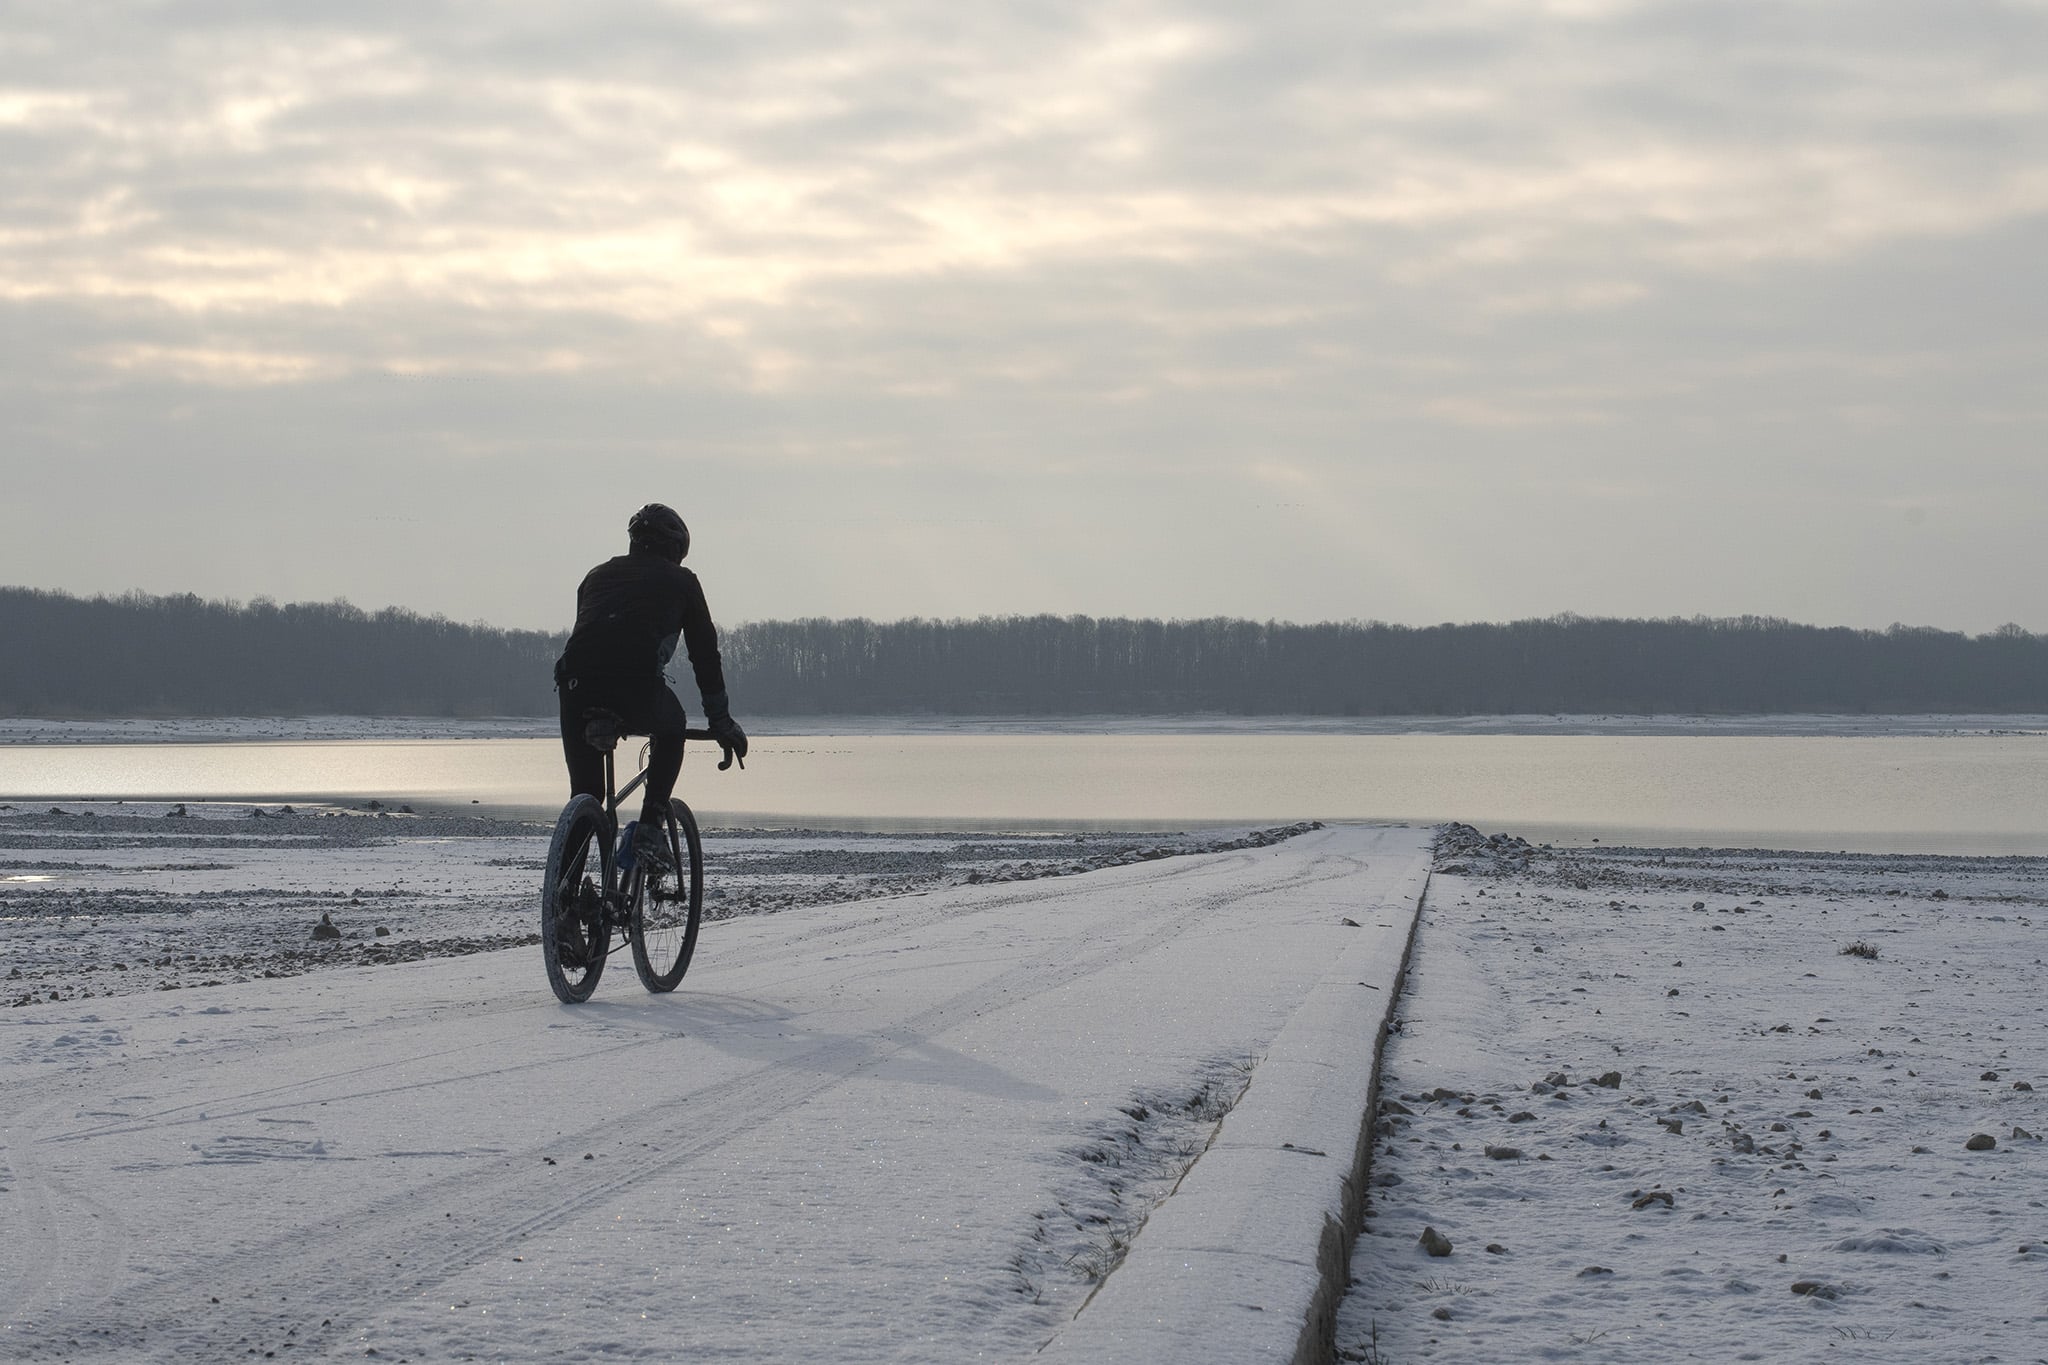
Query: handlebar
684 728 745 771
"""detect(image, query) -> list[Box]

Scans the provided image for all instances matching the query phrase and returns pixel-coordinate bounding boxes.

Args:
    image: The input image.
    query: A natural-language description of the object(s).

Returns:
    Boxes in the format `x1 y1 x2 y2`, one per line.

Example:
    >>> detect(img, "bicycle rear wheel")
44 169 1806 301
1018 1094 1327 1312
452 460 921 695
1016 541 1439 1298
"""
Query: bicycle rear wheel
542 794 612 1003
631 798 703 992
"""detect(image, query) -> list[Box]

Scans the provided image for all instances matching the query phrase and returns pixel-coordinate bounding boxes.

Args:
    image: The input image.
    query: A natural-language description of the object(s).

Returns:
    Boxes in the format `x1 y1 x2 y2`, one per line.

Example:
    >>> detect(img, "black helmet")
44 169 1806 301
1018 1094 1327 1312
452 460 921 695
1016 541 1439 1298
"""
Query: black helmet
627 503 689 561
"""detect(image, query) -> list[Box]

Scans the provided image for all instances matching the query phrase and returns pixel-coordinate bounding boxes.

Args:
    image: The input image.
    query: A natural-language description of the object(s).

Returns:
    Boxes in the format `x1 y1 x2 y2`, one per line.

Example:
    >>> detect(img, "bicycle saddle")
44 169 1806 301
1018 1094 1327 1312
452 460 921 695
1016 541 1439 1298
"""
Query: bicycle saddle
581 708 626 753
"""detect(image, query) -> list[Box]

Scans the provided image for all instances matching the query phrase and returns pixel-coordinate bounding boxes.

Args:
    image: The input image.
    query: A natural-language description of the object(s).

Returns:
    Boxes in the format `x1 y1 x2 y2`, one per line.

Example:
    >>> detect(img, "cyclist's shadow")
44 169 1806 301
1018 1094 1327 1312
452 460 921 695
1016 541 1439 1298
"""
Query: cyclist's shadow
562 991 1058 1103
559 990 789 1038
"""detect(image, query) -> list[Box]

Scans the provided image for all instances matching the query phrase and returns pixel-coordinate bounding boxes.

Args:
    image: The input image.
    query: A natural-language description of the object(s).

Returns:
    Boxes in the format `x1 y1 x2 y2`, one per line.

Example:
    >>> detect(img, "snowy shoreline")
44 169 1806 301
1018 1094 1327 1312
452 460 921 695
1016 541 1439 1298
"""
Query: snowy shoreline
3 711 2046 745
1337 824 2048 1362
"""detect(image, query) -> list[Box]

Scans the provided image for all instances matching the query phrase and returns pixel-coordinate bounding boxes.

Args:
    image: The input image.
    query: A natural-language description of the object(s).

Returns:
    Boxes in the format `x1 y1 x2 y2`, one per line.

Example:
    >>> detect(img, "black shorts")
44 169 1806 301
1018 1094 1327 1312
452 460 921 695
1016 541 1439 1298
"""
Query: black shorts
556 669 688 740
557 671 690 803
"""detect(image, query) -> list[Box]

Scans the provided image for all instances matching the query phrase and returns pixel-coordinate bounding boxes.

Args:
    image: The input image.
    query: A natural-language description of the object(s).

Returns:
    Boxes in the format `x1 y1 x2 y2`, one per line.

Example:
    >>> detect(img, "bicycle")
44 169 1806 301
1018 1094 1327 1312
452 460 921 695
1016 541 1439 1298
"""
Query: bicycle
540 709 739 1004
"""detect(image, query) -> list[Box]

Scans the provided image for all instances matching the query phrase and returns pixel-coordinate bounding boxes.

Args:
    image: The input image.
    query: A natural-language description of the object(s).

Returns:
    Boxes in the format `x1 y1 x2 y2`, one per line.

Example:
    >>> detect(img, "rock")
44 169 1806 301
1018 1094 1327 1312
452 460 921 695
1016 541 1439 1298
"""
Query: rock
312 913 342 941
1966 1133 1997 1151
1982 1071 2000 1082
1508 1111 1536 1123
1806 1089 1823 1099
1380 1099 1415 1116
1483 1144 1522 1160
1831 1230 1945 1254
1592 1071 1622 1089
1631 1190 1675 1210
1419 1226 1453 1257
1544 1071 1570 1087
1731 1132 1756 1155
1431 1307 1452 1321
374 926 390 937
1692 901 1705 910
2013 1127 2037 1141
1790 1281 1838 1300
2017 1081 2035 1092
1485 1243 1505 1254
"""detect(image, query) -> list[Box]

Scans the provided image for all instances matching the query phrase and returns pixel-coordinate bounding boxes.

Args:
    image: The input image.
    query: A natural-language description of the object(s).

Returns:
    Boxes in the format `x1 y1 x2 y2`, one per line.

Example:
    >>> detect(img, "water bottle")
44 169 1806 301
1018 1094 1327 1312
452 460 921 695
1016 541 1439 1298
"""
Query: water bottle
616 819 639 877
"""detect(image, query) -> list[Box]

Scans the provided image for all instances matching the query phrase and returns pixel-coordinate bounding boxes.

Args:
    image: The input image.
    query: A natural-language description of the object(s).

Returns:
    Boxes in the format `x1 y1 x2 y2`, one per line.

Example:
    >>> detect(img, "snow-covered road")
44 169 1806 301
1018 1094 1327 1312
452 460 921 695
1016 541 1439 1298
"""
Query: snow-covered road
2 824 1429 1363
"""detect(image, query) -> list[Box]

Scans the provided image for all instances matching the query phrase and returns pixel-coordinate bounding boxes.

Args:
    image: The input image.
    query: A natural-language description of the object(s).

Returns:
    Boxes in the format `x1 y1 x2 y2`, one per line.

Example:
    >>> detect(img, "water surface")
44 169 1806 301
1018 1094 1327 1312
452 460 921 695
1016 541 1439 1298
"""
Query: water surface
4 733 2045 855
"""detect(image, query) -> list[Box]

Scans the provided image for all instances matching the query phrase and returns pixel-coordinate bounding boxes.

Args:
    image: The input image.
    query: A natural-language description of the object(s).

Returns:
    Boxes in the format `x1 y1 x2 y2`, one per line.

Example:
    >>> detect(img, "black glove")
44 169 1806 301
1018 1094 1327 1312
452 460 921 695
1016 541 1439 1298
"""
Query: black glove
710 714 747 768
702 692 748 770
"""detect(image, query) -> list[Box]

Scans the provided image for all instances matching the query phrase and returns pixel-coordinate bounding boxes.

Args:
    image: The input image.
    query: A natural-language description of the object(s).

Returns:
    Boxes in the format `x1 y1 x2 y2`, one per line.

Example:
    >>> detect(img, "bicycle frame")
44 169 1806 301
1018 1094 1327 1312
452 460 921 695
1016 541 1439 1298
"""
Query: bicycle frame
587 719 722 833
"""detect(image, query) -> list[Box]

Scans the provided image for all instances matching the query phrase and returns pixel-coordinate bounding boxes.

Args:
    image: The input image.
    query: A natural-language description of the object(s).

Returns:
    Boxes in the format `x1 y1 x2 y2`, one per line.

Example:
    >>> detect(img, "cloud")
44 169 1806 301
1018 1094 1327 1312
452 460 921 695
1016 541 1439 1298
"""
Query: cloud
2 0 2045 629
9 2 2040 332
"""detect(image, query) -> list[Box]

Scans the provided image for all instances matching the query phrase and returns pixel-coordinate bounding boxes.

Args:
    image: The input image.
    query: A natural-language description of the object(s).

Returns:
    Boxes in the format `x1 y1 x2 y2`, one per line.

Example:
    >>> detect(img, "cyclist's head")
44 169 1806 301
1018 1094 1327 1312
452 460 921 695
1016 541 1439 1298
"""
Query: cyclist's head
627 503 690 562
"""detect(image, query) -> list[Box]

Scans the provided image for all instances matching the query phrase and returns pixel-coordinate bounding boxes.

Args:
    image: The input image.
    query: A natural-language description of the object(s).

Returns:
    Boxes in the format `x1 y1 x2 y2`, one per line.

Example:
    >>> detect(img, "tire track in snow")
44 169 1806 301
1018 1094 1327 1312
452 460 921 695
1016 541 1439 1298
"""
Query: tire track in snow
0 1090 146 1352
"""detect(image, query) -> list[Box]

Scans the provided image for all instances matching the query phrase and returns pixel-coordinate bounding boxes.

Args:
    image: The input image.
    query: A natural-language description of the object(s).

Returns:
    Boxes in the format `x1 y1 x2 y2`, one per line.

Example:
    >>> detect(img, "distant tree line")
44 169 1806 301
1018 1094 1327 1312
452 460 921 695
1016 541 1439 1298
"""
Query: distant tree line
5 587 2045 717
724 614 2048 714
0 588 561 716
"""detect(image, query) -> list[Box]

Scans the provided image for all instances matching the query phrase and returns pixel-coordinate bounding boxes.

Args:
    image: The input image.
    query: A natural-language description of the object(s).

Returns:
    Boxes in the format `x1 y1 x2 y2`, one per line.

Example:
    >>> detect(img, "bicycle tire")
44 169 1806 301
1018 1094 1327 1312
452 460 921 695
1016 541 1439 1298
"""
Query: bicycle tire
541 794 612 1003
631 798 703 992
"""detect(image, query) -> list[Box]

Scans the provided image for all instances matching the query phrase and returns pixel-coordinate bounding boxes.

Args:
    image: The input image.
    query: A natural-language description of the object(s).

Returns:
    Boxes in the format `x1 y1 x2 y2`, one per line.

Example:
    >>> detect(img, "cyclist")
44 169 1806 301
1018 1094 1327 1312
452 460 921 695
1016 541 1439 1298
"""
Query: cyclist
554 503 748 885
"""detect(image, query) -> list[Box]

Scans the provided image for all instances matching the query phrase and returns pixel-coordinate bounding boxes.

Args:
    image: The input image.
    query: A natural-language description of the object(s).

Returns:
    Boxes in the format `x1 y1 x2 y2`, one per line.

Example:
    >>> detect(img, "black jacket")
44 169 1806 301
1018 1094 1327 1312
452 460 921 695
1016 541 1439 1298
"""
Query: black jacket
555 550 730 717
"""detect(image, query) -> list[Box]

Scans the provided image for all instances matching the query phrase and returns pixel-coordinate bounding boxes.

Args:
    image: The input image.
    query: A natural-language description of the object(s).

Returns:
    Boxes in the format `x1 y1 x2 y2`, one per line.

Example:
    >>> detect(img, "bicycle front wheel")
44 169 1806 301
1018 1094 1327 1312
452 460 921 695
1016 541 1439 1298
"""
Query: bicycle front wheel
631 798 703 992
542 794 612 1003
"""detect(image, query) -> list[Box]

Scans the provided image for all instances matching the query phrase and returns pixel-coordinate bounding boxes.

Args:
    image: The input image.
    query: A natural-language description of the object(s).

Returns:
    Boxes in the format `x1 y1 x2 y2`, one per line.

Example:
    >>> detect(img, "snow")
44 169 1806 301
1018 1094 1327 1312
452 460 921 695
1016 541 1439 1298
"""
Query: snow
0 819 1425 1362
1336 827 2048 1362
8 797 2045 1363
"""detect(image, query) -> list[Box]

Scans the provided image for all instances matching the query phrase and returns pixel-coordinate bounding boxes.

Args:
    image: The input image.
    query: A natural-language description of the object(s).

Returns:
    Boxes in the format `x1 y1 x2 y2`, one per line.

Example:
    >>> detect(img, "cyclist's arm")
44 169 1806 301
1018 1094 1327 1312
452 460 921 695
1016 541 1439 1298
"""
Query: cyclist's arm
674 569 732 720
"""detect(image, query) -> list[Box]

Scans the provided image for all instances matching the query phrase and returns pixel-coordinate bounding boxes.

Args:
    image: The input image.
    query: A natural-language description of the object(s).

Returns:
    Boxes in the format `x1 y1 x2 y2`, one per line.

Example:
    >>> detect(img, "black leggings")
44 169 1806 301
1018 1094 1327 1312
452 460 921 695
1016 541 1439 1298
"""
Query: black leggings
558 681 688 825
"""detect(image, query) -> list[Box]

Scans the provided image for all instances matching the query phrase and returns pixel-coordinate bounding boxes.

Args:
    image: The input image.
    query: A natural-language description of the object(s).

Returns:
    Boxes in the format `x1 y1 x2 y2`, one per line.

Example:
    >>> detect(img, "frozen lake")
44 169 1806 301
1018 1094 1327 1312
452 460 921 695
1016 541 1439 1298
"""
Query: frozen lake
4 730 2047 854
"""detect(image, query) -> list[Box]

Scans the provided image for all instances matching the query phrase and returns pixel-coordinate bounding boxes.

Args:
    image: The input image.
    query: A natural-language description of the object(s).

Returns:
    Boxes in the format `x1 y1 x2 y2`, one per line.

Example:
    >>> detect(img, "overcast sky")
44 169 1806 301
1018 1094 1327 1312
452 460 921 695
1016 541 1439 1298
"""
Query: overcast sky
3 0 2044 633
